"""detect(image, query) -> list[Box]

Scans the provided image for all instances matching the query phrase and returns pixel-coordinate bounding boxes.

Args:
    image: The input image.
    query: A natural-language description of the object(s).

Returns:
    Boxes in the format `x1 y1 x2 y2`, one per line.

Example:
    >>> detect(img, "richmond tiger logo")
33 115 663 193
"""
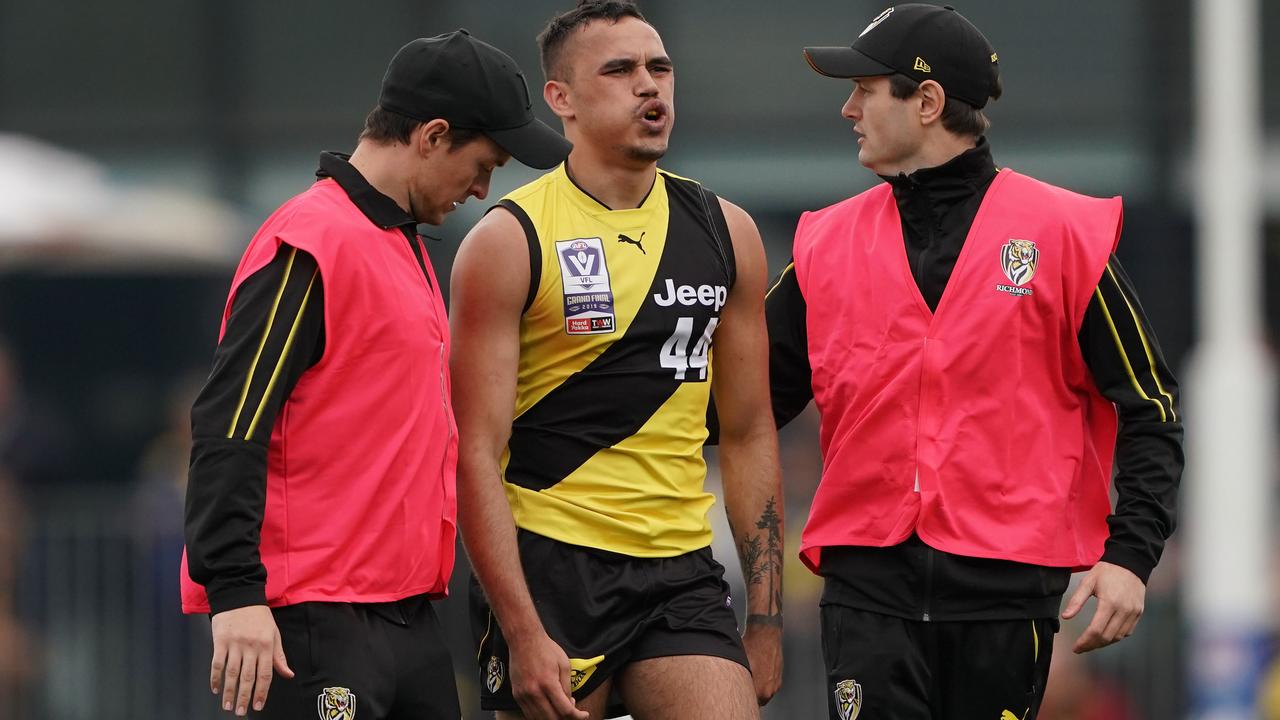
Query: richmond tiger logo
834 679 863 720
486 656 505 693
316 687 356 720
1000 239 1039 287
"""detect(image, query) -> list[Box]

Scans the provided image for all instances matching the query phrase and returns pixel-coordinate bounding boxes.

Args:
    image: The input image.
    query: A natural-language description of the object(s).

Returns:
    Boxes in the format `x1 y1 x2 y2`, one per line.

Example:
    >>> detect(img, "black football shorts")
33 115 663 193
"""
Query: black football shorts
821 604 1056 720
470 529 748 712
256 594 460 720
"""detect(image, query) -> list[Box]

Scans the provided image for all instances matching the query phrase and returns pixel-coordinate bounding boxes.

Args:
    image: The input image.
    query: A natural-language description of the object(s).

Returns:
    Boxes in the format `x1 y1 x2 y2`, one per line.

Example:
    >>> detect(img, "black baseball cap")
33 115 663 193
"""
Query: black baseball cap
803 4 1000 108
379 30 571 169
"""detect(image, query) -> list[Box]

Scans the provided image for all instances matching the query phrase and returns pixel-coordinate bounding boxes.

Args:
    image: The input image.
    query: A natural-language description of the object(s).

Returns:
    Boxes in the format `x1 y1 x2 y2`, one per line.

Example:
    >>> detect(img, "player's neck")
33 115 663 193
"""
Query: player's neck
565 149 657 210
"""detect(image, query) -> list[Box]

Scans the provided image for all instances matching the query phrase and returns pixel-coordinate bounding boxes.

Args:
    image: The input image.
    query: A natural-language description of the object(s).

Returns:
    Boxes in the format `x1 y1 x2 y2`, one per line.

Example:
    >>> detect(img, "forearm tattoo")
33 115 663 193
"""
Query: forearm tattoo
739 496 784 627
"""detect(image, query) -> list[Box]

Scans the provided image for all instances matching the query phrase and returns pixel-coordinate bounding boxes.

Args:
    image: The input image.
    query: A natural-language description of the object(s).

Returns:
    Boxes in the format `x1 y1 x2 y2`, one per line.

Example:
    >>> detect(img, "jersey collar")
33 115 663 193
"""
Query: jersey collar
561 159 659 213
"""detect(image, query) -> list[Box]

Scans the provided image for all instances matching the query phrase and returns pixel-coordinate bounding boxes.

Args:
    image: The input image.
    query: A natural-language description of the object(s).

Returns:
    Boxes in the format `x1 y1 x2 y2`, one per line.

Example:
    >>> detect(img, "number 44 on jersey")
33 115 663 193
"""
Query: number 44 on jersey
652 278 728 382
660 316 719 381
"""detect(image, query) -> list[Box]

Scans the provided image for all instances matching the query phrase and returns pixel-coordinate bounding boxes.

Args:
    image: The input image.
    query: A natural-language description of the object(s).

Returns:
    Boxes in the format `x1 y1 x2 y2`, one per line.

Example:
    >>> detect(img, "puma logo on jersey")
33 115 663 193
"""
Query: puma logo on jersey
617 232 646 254
652 279 728 311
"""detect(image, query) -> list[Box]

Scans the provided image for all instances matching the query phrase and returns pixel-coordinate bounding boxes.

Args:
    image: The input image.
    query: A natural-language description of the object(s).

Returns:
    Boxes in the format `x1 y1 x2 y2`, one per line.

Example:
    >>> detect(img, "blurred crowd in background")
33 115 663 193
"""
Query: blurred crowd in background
1 0 1279 717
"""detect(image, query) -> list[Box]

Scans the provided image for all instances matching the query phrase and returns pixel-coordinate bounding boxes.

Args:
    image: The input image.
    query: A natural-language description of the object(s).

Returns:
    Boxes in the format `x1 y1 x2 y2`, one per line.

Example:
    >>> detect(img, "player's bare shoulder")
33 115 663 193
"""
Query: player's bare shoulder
715 197 767 292
453 206 531 313
716 198 762 242
459 205 525 256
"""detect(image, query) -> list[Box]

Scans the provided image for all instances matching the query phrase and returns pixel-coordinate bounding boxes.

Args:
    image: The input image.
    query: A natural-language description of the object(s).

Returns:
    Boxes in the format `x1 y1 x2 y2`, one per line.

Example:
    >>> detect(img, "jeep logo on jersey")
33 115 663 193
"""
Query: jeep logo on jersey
1000 239 1039 286
833 679 862 720
652 279 728 312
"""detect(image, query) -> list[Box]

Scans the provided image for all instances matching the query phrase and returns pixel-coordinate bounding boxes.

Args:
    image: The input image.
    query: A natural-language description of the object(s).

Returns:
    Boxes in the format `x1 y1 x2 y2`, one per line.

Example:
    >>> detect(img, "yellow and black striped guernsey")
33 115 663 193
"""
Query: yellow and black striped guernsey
495 163 735 557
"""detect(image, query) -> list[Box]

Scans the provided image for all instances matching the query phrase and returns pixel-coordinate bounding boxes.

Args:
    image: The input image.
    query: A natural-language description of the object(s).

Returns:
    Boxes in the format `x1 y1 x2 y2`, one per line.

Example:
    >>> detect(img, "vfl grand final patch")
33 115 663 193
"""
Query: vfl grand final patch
485 655 505 694
317 687 356 720
834 679 862 720
555 237 616 335
997 238 1039 297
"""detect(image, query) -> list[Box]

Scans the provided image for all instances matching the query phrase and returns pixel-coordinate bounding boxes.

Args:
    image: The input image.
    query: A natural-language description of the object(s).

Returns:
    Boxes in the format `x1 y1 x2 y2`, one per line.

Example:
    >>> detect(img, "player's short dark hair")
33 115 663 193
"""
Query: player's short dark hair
538 1 648 81
888 73 1003 138
358 105 485 149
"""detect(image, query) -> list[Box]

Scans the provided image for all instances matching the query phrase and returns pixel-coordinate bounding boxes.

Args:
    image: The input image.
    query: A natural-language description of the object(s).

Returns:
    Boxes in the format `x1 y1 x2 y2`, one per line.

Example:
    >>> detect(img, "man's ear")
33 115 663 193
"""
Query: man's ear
917 79 946 127
416 118 452 157
544 80 574 121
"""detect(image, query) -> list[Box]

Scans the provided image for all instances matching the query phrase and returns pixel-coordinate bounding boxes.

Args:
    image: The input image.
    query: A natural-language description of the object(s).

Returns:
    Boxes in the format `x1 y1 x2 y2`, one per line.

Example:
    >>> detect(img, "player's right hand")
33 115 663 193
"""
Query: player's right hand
743 621 783 705
210 604 294 716
508 631 590 720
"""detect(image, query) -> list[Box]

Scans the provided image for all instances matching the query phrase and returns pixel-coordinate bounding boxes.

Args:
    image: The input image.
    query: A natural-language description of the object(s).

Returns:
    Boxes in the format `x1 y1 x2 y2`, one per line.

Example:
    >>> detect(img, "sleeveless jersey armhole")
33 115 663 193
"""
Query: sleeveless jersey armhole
700 186 737 289
493 199 541 314
656 171 736 289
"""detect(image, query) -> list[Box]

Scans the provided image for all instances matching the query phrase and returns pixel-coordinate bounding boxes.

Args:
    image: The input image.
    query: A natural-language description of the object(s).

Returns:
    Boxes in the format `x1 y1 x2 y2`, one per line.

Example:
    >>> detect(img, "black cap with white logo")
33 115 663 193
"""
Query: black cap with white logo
379 30 571 169
803 4 1000 108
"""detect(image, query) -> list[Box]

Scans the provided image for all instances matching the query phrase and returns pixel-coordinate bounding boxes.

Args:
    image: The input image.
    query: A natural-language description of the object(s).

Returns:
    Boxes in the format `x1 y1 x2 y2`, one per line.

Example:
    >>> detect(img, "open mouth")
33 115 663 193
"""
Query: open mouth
638 101 668 130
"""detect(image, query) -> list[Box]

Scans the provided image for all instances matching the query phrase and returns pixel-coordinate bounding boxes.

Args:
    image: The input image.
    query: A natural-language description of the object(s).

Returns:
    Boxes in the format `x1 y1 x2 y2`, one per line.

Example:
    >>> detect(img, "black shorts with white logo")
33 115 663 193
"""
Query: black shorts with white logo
470 530 749 712
255 594 460 720
821 603 1057 720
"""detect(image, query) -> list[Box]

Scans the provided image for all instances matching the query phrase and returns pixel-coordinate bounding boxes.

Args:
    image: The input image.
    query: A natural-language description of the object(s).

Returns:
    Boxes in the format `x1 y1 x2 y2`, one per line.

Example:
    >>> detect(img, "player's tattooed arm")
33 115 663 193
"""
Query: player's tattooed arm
713 197 786 627
743 497 784 628
714 196 785 705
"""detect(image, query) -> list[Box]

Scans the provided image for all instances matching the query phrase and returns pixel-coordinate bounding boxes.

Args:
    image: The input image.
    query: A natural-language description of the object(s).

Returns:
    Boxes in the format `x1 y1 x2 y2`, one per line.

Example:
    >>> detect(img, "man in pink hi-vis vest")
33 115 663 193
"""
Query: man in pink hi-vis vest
766 5 1182 718
180 31 570 720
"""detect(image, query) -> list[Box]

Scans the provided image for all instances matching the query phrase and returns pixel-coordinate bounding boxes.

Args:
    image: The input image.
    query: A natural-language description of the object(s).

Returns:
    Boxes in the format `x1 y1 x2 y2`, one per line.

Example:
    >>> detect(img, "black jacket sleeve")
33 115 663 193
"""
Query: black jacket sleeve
765 261 815 428
706 260 813 445
184 243 325 614
1078 254 1183 584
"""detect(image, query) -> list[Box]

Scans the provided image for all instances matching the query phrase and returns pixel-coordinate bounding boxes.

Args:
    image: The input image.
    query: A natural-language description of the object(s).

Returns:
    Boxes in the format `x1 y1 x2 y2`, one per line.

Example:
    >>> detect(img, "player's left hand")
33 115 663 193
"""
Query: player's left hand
742 621 783 705
1060 561 1146 654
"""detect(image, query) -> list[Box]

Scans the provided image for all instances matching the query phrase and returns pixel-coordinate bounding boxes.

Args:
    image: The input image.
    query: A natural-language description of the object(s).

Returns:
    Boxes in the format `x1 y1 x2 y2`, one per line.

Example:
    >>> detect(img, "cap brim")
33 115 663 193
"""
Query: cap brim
803 46 896 78
485 118 572 170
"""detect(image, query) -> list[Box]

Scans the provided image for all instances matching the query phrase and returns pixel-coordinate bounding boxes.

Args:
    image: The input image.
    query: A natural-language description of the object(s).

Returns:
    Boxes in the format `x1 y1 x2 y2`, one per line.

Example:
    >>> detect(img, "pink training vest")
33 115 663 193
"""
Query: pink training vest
181 178 458 613
796 169 1120 573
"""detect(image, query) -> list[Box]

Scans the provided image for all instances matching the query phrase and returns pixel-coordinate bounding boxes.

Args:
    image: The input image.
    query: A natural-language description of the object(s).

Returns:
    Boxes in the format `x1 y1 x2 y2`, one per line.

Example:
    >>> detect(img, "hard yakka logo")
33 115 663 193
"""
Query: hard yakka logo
617 231 646 254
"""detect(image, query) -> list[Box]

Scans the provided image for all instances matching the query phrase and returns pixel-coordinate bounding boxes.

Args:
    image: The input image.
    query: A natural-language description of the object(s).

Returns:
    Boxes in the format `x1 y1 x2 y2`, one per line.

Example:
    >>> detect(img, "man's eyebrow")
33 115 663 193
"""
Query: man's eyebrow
648 55 673 67
599 57 636 72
